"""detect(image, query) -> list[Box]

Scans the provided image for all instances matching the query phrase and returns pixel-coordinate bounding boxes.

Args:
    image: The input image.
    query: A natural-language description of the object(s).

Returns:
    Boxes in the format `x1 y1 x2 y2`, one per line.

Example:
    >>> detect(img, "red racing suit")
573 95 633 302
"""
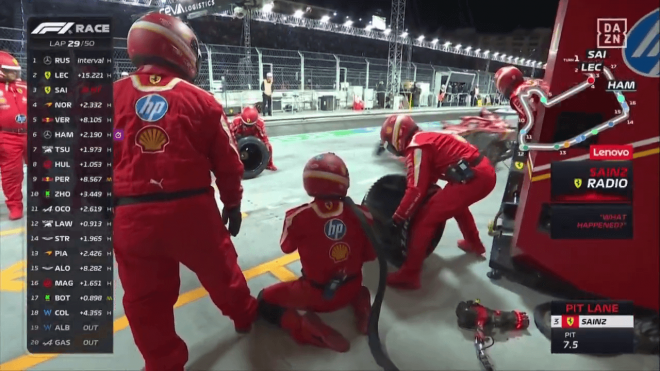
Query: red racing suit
230 116 276 168
112 66 257 371
262 199 376 312
0 79 27 217
509 79 551 127
392 131 497 277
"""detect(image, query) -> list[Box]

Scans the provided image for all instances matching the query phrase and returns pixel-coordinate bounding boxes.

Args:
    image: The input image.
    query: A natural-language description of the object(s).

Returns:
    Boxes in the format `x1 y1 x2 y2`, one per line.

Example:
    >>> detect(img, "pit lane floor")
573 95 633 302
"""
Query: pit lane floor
1 121 658 371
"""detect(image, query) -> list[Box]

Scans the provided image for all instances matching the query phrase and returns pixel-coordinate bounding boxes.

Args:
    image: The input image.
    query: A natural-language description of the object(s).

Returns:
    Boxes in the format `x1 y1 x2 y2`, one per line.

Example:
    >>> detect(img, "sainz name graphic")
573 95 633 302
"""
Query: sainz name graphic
551 161 633 202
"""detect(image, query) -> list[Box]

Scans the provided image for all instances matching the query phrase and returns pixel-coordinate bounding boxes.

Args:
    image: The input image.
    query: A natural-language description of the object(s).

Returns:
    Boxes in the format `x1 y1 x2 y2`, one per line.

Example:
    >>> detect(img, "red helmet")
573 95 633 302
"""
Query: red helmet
380 115 419 156
303 153 350 198
240 106 259 125
127 12 201 81
0 51 21 82
494 66 524 97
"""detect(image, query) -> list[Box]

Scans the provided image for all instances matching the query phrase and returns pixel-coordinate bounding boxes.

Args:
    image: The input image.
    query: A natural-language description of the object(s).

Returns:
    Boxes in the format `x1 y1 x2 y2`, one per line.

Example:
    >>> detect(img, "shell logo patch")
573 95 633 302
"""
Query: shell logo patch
246 118 251 123
12 58 18 66
136 125 170 153
17 88 22 93
386 126 393 134
329 242 350 263
149 75 161 85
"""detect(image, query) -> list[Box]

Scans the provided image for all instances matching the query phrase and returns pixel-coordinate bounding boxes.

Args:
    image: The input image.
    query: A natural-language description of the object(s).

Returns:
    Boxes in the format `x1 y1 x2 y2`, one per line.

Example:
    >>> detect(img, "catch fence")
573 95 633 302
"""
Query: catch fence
0 26 499 95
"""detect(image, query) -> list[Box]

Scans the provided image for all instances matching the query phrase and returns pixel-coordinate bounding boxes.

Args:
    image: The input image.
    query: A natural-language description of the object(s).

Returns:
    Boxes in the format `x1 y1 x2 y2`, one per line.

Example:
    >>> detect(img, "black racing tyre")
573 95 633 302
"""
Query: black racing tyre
238 136 270 180
484 141 507 166
361 174 445 268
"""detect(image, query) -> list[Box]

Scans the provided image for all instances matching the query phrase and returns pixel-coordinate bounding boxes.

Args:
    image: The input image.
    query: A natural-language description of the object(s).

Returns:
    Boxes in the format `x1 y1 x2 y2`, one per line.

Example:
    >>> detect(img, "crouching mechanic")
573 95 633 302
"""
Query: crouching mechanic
231 106 277 170
380 115 497 290
112 12 257 371
257 153 375 352
494 66 550 126
0 50 27 220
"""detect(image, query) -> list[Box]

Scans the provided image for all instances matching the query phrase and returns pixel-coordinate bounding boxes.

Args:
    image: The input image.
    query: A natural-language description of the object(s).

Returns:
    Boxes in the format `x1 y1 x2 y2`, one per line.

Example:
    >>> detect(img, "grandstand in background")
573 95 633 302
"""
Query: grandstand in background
0 0 544 76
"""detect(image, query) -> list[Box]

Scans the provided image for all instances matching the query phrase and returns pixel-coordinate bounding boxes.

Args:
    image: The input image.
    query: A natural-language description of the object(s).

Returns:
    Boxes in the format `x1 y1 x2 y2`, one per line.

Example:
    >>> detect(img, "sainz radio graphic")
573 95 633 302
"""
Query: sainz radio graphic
551 146 634 203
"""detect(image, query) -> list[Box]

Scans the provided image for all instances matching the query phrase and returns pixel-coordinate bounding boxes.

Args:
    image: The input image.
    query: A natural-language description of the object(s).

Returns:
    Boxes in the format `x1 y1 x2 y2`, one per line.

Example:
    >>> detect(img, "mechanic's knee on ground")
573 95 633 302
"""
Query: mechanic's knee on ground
257 289 287 325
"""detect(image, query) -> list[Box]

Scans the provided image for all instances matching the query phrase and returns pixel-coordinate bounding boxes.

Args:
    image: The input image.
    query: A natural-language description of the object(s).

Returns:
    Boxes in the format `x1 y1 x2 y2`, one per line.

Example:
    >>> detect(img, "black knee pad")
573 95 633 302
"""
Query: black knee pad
257 289 286 326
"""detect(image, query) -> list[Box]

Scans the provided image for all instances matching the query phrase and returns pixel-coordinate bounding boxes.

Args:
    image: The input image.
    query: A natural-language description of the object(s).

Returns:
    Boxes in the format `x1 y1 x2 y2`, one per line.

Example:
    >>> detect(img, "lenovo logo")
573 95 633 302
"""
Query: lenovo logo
32 23 110 35
590 145 633 160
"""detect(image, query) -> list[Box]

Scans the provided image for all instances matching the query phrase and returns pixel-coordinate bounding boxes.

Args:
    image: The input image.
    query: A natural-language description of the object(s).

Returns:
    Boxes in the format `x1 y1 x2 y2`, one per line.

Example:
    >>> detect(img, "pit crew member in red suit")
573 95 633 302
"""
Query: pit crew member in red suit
494 66 550 126
257 153 375 352
231 106 277 170
0 51 27 220
380 115 497 290
112 13 257 371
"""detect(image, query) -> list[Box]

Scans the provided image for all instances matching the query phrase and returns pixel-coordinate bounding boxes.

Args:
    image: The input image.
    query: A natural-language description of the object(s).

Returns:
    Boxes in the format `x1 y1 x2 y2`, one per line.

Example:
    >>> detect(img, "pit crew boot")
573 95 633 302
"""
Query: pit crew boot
280 309 350 352
233 297 259 334
8 206 23 220
457 239 486 256
350 286 371 335
386 268 421 290
267 164 278 171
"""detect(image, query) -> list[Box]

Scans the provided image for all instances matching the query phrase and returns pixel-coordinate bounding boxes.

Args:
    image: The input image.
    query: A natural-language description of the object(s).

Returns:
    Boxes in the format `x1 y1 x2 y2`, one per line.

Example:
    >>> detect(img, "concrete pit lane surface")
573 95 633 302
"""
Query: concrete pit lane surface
1 114 657 371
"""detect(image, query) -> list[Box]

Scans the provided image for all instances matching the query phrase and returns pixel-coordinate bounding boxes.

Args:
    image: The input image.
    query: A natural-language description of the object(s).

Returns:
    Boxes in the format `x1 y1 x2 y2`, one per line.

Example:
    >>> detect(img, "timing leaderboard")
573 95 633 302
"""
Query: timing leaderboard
27 17 114 354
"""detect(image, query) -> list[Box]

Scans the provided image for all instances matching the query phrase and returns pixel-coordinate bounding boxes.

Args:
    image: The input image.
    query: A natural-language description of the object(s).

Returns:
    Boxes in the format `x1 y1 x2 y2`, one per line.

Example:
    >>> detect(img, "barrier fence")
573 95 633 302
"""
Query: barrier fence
1 26 501 98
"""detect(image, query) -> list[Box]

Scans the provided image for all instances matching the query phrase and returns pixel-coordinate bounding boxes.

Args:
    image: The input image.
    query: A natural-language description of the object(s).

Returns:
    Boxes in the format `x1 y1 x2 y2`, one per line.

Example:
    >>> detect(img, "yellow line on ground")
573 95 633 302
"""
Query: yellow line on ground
0 251 301 371
269 266 299 282
0 227 25 237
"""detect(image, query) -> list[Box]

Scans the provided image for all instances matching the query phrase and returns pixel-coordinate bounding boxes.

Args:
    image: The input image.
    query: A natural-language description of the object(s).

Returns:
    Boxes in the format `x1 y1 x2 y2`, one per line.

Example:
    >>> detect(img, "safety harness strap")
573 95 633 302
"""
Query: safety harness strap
114 187 210 207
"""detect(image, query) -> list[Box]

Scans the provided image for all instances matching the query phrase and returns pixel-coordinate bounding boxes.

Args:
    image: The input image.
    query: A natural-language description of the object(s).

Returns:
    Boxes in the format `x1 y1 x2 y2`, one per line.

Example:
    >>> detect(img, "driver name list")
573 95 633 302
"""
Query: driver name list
27 16 114 354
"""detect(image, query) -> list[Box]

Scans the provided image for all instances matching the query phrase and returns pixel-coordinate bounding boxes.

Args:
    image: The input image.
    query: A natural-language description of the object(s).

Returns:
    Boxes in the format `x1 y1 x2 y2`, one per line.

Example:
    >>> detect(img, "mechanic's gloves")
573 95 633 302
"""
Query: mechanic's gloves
375 142 386 156
222 204 242 237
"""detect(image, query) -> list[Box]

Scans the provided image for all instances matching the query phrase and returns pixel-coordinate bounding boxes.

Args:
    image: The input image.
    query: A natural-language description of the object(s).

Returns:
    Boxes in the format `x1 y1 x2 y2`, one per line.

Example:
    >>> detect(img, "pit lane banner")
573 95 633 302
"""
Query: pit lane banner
551 160 633 203
550 300 634 354
550 204 632 239
159 0 227 19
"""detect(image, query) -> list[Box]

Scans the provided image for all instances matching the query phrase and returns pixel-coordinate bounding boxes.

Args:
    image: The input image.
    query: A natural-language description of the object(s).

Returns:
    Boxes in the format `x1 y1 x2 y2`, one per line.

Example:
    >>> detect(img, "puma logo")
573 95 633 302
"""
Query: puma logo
150 179 164 189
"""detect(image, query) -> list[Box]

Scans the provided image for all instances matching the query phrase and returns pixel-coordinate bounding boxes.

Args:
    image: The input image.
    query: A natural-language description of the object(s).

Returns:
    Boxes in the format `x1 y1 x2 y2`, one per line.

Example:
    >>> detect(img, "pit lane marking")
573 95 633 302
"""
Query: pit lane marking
0 251 302 370
270 266 299 282
0 227 25 237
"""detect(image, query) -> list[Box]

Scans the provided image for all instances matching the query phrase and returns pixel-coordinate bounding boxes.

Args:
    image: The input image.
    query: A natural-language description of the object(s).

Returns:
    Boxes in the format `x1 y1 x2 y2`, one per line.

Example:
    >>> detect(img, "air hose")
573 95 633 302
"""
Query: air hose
344 197 400 371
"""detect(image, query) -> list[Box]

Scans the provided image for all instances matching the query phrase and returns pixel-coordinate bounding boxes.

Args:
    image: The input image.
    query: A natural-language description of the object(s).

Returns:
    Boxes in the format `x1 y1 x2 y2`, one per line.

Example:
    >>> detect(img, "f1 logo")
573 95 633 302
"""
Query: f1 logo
31 22 75 35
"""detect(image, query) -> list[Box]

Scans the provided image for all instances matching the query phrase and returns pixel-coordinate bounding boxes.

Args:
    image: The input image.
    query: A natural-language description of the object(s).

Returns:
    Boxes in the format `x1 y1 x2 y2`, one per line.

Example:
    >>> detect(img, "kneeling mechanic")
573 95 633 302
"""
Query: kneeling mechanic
257 153 375 352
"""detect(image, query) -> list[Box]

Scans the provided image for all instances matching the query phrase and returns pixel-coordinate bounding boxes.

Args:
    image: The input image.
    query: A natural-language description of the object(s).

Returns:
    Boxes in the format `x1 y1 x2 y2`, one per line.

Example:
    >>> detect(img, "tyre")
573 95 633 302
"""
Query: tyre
484 141 507 166
238 136 270 180
362 174 445 267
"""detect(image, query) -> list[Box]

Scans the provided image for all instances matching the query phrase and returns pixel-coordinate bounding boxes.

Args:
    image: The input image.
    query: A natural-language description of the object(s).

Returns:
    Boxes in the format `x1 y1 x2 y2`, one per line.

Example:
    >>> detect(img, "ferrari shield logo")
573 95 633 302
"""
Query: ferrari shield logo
44 86 50 94
45 71 51 79
567 317 574 326
149 75 161 85
514 161 524 170
574 179 582 188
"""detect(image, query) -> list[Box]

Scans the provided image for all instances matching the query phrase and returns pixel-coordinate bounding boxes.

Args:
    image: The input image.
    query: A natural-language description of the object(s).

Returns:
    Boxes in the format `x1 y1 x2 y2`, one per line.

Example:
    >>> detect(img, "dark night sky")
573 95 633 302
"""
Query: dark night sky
300 0 560 34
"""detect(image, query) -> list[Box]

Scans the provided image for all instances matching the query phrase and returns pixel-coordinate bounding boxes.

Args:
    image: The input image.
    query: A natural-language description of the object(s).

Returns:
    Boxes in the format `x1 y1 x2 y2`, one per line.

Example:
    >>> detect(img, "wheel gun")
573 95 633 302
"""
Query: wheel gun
455 299 530 371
